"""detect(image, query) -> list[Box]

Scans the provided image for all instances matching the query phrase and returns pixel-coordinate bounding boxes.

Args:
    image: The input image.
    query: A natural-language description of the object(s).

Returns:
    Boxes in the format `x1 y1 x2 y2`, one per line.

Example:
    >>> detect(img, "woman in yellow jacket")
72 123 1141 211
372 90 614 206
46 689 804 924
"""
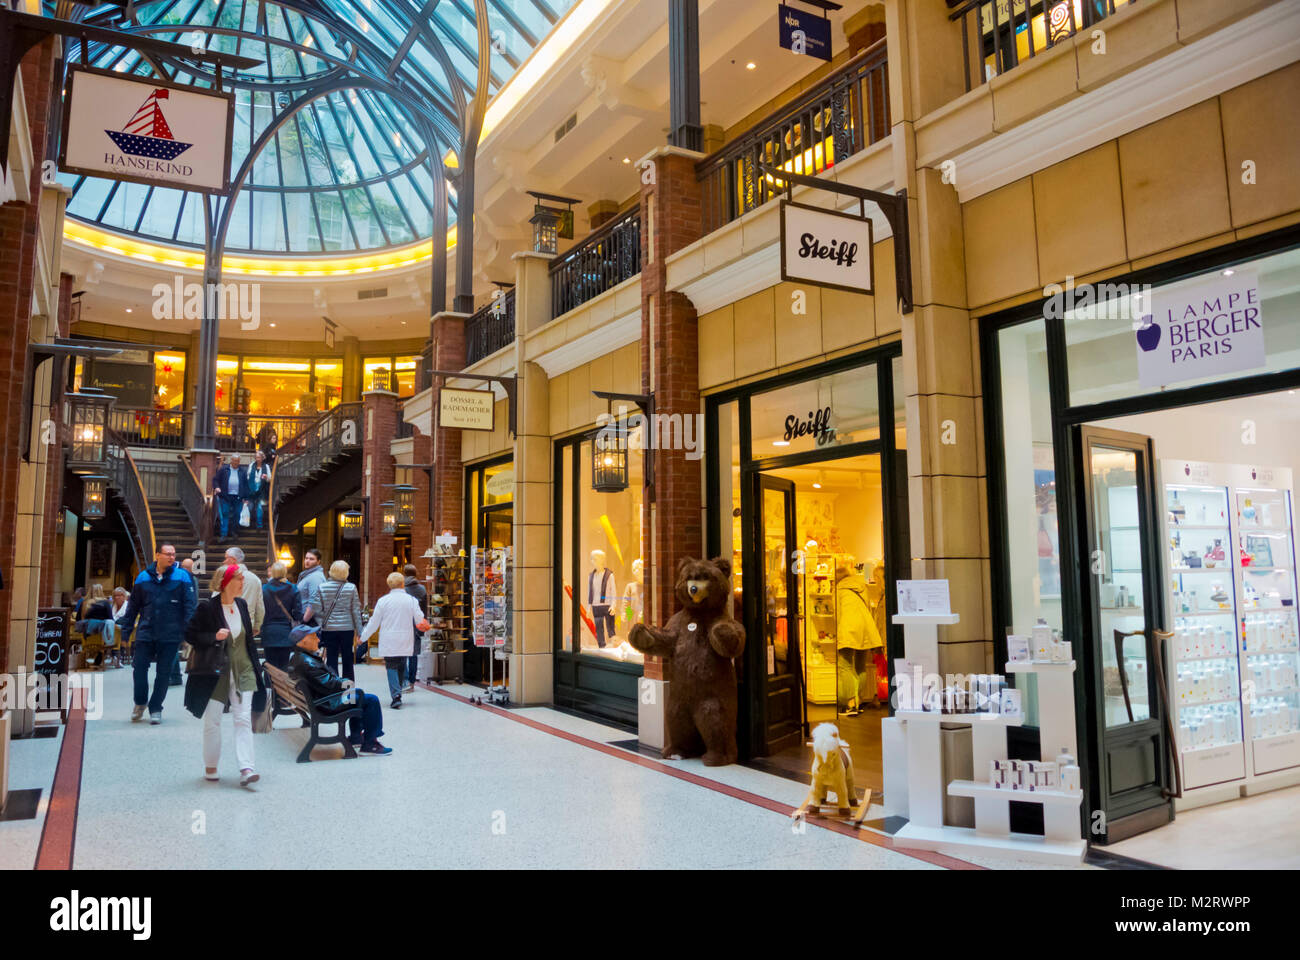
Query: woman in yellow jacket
835 565 883 715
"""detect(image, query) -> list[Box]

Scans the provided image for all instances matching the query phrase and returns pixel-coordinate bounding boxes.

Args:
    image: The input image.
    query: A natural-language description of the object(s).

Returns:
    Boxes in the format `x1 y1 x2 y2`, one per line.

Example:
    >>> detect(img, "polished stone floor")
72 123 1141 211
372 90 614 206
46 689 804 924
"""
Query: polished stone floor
0 664 1100 870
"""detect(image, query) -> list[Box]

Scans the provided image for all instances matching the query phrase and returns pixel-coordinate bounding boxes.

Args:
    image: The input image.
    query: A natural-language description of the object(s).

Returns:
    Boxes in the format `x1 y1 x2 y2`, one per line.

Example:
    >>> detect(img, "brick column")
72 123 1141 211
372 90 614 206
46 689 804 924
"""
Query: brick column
362 389 398 605
430 311 469 538
38 272 75 605
0 37 56 682
635 145 704 748
638 146 705 680
409 429 434 568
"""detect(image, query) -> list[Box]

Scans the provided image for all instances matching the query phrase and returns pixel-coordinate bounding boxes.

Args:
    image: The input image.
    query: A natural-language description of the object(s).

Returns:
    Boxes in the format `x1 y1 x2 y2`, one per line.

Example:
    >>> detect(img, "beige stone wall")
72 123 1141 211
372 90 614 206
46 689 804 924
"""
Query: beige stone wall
962 61 1300 314
459 398 513 463
546 342 642 438
696 251 902 393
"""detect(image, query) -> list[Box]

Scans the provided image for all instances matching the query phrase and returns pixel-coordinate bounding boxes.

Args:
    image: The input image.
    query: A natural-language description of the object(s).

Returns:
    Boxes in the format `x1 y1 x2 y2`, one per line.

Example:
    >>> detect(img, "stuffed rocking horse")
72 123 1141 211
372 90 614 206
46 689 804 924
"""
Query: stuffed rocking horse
792 723 872 824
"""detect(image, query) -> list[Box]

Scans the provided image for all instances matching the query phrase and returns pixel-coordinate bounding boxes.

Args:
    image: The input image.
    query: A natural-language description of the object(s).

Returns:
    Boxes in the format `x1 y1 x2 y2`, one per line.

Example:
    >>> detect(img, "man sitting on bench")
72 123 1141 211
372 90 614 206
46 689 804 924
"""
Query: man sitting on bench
289 632 392 756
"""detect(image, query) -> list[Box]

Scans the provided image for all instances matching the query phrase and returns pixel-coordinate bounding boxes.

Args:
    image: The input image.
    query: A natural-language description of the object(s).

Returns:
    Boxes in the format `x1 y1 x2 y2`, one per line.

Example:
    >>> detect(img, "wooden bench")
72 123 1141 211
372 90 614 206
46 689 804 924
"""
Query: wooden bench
263 662 362 762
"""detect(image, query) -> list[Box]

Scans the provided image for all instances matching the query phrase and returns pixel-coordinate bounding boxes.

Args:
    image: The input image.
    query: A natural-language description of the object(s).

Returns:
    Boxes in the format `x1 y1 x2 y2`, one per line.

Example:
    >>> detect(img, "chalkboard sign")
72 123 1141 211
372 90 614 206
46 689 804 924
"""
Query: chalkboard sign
35 608 69 676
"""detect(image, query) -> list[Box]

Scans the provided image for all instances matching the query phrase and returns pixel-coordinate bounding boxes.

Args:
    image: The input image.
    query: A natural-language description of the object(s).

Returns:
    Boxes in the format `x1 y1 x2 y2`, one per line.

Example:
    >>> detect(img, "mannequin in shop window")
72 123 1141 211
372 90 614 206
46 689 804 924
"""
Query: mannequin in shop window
835 561 883 715
622 558 644 628
588 549 617 649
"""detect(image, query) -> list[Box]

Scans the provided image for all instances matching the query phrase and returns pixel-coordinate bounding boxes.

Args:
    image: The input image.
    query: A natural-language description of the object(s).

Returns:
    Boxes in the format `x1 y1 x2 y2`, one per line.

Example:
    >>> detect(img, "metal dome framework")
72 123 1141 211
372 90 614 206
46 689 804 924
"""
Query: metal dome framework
59 0 574 255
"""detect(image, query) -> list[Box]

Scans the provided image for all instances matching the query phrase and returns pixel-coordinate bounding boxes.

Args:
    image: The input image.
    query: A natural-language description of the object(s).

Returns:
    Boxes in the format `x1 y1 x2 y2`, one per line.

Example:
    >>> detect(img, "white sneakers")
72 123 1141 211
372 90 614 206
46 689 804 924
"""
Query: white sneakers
240 769 260 787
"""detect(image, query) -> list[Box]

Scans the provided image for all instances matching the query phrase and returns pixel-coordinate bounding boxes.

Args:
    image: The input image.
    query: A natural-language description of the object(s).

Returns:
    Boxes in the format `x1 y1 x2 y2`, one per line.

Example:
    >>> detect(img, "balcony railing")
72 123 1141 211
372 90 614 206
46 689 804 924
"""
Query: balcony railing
216 412 321 453
271 401 364 501
109 407 189 450
697 41 890 236
104 430 156 568
550 208 642 319
466 288 517 366
950 0 1136 91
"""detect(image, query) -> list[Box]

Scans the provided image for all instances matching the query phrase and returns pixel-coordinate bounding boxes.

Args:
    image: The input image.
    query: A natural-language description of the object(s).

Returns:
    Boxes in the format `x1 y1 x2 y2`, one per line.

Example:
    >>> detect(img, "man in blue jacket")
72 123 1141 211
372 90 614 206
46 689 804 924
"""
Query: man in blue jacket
213 454 249 540
118 542 197 724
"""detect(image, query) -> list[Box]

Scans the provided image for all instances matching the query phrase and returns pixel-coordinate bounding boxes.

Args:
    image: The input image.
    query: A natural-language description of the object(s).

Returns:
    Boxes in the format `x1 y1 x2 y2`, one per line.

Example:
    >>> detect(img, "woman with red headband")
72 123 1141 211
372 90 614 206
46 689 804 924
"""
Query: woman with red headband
183 563 267 786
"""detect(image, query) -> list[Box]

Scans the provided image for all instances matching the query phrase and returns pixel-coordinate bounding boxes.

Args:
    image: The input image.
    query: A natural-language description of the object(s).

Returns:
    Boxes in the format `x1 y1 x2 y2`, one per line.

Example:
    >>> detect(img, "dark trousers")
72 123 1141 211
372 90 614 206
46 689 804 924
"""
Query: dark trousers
320 630 355 682
384 657 406 700
407 631 420 685
345 691 384 746
133 639 179 713
218 494 240 537
264 645 292 707
593 604 616 648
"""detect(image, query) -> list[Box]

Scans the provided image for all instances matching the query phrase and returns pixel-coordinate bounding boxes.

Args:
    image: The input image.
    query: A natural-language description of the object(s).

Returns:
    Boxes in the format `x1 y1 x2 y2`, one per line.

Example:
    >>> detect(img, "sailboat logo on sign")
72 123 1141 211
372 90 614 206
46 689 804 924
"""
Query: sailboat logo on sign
105 89 193 162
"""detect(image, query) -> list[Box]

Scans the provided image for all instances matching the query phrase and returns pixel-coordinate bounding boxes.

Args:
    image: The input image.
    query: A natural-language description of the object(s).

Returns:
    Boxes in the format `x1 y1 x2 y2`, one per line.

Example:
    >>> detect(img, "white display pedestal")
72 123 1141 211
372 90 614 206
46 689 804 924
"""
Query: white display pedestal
888 611 1086 864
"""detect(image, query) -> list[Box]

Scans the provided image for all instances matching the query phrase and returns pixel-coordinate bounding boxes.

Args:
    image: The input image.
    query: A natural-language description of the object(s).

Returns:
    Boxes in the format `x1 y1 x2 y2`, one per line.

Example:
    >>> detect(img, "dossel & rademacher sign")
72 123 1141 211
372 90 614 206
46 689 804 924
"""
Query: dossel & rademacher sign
440 388 496 431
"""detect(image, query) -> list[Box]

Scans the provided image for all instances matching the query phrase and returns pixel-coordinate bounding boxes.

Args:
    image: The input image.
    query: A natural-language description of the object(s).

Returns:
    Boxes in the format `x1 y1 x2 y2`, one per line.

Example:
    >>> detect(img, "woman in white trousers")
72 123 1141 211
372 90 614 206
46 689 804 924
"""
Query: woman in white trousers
183 564 268 786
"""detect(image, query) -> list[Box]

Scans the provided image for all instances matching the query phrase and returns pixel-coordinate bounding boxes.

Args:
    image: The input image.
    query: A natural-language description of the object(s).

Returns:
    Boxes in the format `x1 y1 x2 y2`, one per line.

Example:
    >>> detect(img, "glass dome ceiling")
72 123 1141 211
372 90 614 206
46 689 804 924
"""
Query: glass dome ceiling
59 0 576 253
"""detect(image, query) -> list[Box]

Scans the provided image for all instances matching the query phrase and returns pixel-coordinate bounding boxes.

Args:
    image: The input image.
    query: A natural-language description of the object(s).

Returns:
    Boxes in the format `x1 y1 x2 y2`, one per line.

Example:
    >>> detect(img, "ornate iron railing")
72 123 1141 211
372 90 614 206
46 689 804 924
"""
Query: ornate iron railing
465 288 516 365
697 41 889 236
177 457 211 545
549 208 642 319
216 412 320 453
271 401 364 506
950 0 1135 91
104 429 156 565
109 406 190 450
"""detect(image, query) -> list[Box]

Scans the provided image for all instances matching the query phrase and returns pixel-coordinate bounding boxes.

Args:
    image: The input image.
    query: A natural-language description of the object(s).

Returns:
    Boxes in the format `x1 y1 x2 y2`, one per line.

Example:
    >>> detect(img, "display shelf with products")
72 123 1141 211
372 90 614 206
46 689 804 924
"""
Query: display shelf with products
889 615 1086 865
470 546 512 703
1231 472 1300 777
800 552 841 705
1161 468 1246 790
1159 462 1300 799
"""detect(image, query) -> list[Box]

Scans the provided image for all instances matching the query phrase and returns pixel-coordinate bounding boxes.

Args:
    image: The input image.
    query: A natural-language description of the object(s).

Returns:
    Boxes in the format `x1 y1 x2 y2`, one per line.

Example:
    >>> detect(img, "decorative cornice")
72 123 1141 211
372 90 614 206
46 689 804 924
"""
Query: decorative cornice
946 1 1300 202
530 309 640 377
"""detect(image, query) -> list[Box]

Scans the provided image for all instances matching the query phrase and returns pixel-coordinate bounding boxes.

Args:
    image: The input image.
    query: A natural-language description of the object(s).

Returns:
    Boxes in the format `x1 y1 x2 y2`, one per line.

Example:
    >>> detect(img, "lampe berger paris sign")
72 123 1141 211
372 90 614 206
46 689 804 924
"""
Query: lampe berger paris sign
60 68 234 194
780 200 874 295
1135 270 1265 389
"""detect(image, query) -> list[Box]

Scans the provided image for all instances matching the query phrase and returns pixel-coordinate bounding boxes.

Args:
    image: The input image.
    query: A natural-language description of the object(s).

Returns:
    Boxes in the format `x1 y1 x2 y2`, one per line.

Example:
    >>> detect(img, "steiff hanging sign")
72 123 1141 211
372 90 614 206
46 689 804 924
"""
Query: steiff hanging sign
780 200 874 295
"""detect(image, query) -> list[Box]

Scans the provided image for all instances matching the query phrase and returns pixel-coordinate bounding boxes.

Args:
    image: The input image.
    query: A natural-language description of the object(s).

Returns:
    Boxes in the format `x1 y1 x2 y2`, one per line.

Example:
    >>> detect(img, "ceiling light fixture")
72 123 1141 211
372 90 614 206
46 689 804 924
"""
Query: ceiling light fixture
773 439 789 447
1222 268 1235 276
746 62 757 70
124 308 132 313
622 157 630 163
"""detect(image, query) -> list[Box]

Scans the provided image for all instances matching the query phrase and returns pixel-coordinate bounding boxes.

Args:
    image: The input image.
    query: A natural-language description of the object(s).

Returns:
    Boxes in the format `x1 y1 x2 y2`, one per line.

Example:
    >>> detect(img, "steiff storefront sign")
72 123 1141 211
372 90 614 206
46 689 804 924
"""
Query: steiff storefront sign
1136 270 1264 389
60 68 234 194
780 201 874 295
440 387 496 431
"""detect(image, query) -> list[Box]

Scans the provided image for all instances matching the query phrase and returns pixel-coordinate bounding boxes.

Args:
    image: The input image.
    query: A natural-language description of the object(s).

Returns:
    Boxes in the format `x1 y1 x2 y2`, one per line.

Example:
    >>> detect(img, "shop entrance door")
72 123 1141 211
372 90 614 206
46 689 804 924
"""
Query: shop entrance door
1076 425 1174 840
748 474 805 755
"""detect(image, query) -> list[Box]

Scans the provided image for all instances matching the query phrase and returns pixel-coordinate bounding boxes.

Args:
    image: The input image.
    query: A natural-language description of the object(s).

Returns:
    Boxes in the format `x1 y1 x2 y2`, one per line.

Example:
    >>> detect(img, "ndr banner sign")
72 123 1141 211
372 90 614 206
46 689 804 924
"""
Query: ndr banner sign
1135 270 1265 388
440 388 496 431
780 201 874 295
60 68 234 194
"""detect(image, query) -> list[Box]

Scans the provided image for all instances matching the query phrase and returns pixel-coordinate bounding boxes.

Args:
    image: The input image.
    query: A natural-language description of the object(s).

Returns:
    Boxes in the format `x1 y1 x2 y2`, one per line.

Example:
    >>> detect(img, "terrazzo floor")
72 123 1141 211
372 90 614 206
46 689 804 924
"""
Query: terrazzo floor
2 664 1092 869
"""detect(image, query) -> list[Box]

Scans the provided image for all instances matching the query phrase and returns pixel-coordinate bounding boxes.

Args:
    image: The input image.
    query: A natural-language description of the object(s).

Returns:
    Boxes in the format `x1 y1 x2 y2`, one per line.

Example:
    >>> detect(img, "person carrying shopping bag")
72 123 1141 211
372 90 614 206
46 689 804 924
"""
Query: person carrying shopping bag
358 572 429 710
183 564 267 786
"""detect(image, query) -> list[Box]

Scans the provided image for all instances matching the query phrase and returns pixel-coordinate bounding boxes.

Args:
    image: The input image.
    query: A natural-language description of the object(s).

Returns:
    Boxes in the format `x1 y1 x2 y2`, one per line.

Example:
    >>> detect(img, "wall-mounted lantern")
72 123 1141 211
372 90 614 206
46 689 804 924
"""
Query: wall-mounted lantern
341 507 364 540
66 387 114 465
380 500 397 535
82 475 108 519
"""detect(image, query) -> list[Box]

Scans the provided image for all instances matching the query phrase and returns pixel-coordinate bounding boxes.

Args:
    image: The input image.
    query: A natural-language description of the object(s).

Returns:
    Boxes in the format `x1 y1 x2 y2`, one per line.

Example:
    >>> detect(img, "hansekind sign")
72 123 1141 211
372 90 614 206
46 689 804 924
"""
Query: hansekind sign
780 200 874 295
440 387 496 431
778 3 833 62
1135 270 1264 388
60 68 234 194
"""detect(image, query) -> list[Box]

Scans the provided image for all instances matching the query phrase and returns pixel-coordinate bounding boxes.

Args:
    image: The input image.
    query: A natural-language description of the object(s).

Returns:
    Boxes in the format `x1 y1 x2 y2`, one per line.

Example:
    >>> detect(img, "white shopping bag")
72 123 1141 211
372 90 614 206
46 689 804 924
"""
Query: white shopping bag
239 502 251 527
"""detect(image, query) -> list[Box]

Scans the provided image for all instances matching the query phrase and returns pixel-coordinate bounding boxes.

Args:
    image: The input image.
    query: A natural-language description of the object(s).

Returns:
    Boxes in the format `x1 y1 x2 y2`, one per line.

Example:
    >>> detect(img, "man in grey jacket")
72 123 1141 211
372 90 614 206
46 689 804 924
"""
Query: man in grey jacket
296 548 326 627
224 546 265 635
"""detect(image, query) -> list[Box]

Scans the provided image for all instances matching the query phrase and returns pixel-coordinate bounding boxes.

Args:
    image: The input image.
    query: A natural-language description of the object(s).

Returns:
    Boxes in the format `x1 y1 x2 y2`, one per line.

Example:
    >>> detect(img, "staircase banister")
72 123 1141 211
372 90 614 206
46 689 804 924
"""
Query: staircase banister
106 427 157 561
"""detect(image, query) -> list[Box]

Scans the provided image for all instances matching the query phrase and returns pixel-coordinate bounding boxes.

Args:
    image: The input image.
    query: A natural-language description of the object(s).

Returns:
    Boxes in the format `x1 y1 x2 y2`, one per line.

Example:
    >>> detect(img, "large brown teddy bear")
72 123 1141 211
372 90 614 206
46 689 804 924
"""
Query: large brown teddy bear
628 556 745 766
